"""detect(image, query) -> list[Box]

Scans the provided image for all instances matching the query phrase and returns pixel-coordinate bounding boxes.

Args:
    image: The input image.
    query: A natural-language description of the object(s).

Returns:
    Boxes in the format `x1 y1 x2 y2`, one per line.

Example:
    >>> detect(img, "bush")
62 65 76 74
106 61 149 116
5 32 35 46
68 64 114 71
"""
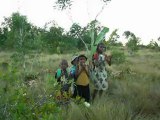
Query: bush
111 49 126 64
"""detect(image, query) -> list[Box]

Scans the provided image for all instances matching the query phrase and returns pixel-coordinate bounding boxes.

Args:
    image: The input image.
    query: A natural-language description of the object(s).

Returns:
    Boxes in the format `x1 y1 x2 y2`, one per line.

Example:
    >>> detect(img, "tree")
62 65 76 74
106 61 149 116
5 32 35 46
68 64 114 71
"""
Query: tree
68 21 105 51
123 31 140 54
54 0 73 10
147 39 160 51
55 0 111 10
69 23 82 38
86 20 109 55
40 26 64 53
105 29 123 48
68 23 90 50
0 27 7 49
54 0 111 58
0 12 45 77
1 12 36 50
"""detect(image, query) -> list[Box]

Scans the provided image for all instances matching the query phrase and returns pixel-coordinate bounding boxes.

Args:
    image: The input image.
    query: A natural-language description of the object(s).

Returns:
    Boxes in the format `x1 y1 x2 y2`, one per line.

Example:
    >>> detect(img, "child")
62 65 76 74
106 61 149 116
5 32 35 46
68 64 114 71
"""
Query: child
70 55 78 80
55 59 70 92
92 43 112 101
75 54 90 105
69 55 78 95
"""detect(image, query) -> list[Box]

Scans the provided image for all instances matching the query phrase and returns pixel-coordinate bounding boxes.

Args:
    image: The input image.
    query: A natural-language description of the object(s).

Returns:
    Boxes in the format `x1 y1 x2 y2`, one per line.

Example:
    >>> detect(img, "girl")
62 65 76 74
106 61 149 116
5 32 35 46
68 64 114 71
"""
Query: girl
92 43 112 101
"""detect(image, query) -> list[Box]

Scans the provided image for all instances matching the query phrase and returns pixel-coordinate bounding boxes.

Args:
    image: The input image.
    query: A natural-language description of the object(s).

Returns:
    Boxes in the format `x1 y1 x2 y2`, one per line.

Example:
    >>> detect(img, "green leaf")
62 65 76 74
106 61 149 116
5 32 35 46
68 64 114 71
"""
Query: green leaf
90 27 109 57
95 27 109 45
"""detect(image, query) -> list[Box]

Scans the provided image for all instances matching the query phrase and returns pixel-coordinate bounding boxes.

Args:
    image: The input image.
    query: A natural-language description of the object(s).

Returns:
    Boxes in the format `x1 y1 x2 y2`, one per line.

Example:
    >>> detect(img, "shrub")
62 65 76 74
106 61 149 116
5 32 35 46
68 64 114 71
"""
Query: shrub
111 49 126 64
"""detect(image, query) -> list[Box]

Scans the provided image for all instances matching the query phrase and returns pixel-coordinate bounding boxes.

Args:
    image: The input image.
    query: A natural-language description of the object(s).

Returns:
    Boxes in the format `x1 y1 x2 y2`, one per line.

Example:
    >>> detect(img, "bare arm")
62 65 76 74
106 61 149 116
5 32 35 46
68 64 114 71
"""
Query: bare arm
75 64 89 77
105 54 112 66
75 64 82 78
83 65 89 77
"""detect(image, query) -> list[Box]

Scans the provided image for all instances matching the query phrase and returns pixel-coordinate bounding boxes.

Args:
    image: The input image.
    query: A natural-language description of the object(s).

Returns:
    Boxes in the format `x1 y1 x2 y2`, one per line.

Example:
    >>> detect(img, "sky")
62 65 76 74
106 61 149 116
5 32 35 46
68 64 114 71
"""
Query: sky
0 0 160 45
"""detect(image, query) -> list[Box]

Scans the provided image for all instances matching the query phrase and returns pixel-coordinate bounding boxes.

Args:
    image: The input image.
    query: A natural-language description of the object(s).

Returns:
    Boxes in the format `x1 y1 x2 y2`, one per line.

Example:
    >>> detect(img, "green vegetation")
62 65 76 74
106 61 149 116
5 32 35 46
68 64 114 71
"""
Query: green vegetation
0 48 160 120
0 2 160 119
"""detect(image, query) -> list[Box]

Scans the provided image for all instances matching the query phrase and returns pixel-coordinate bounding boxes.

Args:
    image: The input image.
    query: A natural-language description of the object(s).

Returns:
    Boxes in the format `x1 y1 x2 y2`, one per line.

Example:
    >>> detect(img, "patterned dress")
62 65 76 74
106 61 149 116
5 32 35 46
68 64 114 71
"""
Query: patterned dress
91 53 108 91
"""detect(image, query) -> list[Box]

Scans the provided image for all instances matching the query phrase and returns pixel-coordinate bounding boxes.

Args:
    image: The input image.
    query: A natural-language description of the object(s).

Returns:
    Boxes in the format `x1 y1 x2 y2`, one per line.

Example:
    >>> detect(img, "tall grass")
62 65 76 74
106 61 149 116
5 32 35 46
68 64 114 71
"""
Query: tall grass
0 49 160 120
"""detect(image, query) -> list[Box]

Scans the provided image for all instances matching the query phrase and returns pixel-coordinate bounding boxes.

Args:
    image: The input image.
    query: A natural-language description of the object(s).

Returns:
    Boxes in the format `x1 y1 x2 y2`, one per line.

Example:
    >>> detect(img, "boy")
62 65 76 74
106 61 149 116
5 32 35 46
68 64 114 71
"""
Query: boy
75 54 90 105
55 59 70 92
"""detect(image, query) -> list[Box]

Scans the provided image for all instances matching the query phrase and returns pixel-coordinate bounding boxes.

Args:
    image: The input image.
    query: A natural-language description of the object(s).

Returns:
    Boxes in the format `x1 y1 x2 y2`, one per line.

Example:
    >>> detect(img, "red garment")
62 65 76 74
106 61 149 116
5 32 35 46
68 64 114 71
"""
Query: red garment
93 52 99 60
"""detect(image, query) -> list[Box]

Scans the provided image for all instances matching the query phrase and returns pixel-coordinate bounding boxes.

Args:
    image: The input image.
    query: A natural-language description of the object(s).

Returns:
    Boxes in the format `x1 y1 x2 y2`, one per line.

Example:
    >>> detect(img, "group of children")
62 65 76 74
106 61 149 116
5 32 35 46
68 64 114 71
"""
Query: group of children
55 43 112 106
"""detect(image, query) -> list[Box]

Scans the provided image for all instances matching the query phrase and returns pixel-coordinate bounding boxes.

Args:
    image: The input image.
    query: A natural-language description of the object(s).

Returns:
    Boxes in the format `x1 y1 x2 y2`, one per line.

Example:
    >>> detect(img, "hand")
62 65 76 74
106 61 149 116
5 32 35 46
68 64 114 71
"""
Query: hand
108 55 112 60
82 63 87 69
79 62 85 67
105 54 112 59
105 54 112 66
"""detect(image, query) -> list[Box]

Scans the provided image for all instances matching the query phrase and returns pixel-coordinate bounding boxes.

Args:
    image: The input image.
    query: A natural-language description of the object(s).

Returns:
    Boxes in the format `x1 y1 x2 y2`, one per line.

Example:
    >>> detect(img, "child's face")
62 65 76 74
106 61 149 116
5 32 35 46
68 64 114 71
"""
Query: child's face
79 57 86 64
61 62 68 70
73 58 78 65
98 44 105 53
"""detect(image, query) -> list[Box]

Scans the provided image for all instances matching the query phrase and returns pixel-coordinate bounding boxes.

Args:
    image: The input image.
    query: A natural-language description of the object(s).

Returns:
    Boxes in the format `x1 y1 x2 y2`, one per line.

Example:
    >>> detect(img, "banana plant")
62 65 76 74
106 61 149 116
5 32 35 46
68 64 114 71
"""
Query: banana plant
90 27 109 58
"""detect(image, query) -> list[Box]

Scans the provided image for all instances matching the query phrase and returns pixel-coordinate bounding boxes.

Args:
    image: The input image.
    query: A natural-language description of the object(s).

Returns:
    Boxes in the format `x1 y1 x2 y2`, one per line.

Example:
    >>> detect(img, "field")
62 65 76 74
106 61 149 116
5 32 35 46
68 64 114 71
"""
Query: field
0 49 160 120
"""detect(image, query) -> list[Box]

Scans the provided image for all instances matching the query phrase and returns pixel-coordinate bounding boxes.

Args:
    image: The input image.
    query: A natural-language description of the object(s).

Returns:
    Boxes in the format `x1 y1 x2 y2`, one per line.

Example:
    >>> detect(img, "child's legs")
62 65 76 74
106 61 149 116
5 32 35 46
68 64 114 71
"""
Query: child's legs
72 85 78 98
99 90 103 97
82 84 90 103
77 85 83 97
92 89 98 101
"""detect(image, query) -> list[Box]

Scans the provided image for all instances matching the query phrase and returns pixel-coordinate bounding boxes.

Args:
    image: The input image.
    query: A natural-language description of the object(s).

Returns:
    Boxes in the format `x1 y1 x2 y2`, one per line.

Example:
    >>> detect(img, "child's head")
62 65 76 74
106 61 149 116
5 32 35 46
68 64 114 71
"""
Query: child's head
78 54 87 64
96 43 106 53
60 59 68 70
71 55 78 65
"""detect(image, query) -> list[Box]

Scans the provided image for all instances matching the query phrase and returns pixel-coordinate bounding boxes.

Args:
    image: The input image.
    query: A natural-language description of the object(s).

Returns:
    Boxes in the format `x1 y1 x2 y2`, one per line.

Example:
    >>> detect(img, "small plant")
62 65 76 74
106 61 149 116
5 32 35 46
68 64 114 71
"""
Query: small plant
111 49 126 64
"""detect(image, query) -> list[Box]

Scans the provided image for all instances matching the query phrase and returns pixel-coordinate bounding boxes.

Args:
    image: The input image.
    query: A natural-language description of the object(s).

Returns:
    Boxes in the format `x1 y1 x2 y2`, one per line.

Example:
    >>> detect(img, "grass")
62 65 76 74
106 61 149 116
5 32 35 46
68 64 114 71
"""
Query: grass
0 48 160 120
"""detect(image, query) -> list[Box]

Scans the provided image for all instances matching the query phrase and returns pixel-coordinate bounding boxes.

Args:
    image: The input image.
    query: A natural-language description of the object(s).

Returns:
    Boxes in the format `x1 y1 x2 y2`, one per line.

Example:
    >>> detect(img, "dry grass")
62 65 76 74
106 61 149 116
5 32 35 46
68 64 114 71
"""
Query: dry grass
61 49 160 120
0 49 160 120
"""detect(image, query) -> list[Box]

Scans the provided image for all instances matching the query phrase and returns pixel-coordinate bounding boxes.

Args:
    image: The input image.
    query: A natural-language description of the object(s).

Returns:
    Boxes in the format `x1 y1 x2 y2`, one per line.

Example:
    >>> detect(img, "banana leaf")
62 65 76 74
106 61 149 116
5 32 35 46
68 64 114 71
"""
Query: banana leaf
95 27 109 45
90 27 109 56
